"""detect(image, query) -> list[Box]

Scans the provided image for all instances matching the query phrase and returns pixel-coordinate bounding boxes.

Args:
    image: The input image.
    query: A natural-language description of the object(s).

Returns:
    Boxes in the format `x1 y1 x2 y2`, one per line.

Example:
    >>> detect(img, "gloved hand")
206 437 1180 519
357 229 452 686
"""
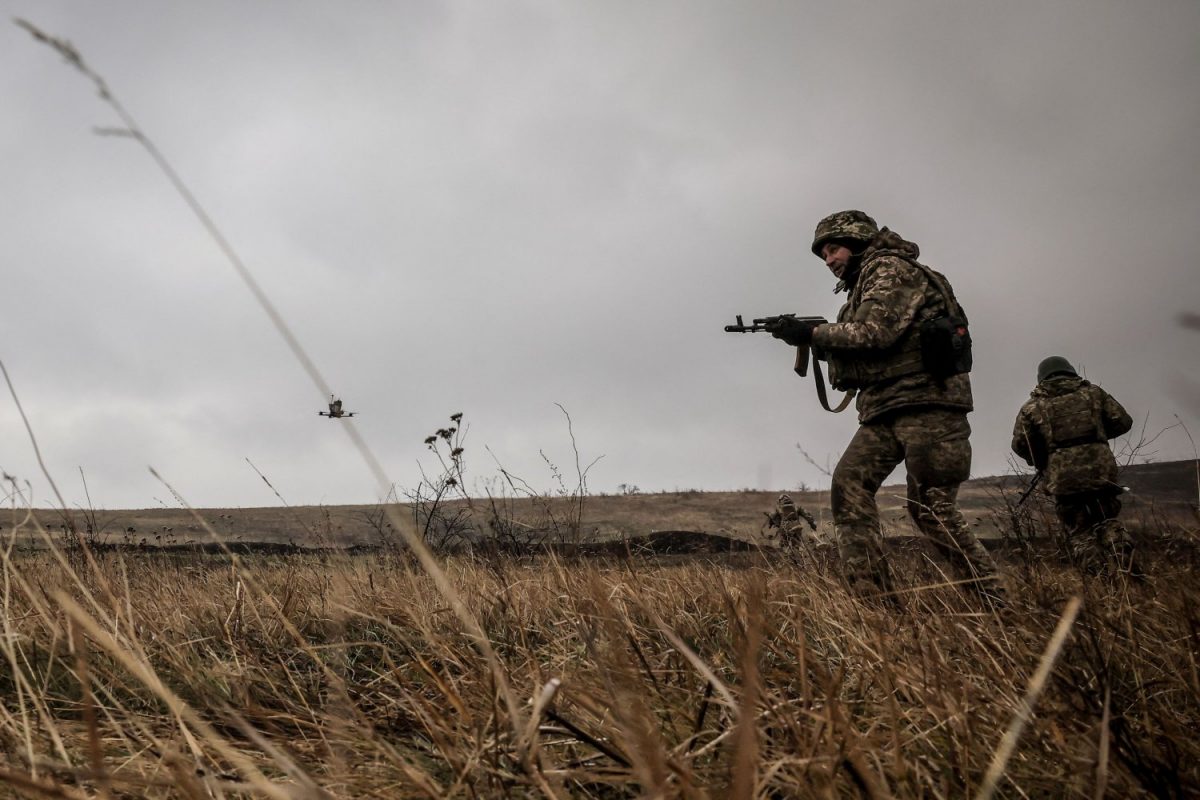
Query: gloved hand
767 316 823 347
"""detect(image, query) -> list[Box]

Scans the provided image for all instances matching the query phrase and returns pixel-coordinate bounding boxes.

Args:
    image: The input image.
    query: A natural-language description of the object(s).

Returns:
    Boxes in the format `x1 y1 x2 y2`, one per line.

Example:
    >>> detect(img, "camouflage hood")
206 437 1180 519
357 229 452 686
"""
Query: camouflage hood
861 228 920 265
1031 375 1090 400
836 227 921 293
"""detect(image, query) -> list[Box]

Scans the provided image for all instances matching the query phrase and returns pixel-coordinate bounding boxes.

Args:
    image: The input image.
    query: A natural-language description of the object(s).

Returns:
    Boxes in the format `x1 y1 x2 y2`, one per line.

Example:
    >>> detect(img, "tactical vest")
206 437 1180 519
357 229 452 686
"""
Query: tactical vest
826 259 971 391
1039 386 1108 452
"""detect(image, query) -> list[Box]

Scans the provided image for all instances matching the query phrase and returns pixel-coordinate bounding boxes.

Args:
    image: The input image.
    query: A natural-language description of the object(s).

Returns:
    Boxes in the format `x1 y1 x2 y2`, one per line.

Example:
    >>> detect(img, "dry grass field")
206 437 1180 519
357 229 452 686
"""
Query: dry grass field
0 462 1195 798
10 19 1198 797
15 459 1197 551
0 538 1197 798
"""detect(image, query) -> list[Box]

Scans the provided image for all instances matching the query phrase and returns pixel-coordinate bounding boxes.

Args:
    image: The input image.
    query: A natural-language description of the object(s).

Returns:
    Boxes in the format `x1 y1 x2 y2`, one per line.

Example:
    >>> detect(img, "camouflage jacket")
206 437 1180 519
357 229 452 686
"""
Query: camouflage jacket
811 228 973 423
1011 375 1133 496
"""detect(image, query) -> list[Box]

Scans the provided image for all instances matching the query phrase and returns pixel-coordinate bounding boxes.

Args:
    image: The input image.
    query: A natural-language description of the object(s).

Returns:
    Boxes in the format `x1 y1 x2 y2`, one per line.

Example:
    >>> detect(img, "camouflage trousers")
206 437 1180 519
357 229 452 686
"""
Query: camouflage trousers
1054 490 1136 575
830 408 1001 595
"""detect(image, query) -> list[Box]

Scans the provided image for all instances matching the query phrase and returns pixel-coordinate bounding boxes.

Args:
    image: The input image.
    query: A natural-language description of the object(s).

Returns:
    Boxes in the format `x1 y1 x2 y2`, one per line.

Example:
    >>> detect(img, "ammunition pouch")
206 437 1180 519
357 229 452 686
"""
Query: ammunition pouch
919 314 973 379
826 333 923 390
1043 388 1108 451
826 261 972 390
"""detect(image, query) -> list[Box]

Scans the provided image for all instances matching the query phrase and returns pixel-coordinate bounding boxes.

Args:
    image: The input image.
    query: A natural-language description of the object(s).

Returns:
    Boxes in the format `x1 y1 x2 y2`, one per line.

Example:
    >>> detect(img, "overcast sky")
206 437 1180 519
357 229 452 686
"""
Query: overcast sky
2 1 1198 510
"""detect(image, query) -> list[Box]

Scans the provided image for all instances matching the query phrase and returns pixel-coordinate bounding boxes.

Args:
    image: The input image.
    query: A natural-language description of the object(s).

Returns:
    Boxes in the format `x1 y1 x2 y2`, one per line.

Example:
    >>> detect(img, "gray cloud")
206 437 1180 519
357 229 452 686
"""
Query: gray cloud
2 0 1197 509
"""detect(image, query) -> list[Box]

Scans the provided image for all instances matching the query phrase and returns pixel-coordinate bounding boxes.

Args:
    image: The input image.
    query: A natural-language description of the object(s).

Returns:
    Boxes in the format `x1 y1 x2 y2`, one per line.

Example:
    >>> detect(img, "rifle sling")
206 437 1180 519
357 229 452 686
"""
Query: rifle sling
813 358 855 413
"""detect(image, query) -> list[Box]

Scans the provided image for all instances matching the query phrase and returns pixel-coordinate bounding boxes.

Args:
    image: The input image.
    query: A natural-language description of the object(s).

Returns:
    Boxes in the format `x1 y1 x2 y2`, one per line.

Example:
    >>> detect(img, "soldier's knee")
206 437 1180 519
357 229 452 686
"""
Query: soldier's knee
829 474 851 516
830 463 851 500
831 471 878 521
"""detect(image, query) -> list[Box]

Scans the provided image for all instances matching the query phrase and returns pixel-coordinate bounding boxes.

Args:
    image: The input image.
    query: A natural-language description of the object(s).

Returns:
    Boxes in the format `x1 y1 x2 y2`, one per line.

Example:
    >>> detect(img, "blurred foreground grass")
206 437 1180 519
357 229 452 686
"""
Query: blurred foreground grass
0 534 1196 798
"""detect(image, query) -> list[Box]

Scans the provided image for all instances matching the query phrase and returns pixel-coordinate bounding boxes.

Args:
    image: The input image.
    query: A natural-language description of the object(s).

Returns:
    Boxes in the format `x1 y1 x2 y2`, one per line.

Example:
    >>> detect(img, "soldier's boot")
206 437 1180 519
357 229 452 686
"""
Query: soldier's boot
1067 525 1110 575
919 487 1007 606
1070 542 1104 575
1096 519 1144 579
973 574 1009 610
836 524 895 600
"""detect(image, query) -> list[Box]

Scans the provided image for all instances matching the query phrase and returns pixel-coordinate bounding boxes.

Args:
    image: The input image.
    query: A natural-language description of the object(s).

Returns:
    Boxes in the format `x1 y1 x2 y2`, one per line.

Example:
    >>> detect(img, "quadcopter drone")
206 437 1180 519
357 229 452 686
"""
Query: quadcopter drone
318 395 356 419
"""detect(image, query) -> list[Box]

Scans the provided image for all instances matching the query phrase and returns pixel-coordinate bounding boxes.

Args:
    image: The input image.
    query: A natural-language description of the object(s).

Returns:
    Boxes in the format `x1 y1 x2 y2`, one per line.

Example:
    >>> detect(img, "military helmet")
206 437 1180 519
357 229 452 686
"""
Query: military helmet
1037 355 1077 382
811 210 879 257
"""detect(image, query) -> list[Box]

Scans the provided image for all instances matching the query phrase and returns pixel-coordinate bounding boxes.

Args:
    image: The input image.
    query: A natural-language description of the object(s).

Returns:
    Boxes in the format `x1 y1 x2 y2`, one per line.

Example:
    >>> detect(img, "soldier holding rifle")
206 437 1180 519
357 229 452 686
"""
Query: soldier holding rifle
728 210 1004 603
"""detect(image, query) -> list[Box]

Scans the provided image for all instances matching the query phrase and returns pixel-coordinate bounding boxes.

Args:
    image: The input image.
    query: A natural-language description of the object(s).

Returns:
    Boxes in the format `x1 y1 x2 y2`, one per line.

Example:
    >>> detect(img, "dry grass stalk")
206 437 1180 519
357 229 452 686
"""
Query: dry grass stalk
16 17 531 755
975 594 1082 800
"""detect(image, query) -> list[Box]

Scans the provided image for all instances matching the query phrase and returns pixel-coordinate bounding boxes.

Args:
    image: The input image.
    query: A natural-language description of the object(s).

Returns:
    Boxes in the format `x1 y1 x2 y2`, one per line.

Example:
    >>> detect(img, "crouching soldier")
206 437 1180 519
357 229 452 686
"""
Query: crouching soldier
1011 356 1137 575
765 493 818 547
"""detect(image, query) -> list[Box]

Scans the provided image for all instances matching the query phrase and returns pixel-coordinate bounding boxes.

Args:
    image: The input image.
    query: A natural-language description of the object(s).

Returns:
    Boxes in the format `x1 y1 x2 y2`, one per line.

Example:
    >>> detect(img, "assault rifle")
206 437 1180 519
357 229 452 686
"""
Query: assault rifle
1015 470 1130 507
1015 471 1042 507
724 314 854 413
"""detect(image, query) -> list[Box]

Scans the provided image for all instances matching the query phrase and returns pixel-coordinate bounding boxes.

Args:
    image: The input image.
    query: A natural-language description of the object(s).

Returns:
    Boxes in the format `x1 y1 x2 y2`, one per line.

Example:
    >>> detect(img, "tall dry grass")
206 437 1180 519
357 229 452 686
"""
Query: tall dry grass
0 532 1195 798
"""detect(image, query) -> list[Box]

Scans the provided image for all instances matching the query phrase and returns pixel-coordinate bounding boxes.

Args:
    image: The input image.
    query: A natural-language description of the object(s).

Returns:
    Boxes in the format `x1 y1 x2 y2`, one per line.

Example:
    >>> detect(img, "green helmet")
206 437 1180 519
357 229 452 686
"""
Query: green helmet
811 210 879 257
1037 356 1077 382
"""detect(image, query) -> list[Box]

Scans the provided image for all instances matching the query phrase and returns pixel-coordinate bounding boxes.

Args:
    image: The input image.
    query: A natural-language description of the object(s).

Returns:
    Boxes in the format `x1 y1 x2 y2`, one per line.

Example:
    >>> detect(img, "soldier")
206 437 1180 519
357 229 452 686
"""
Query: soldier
768 210 1003 601
1011 356 1136 574
765 493 818 547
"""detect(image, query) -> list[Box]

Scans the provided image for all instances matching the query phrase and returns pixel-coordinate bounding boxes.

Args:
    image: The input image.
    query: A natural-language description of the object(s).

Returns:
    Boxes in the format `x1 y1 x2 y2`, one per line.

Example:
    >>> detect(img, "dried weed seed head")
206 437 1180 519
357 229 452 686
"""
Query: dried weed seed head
16 19 112 100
